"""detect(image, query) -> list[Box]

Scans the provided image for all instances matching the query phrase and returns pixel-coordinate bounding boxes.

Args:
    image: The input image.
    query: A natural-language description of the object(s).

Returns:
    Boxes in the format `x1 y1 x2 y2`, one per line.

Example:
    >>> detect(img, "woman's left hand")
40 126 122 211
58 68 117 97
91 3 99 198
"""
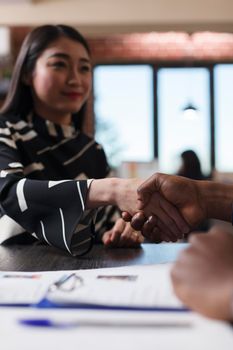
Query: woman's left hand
102 218 144 248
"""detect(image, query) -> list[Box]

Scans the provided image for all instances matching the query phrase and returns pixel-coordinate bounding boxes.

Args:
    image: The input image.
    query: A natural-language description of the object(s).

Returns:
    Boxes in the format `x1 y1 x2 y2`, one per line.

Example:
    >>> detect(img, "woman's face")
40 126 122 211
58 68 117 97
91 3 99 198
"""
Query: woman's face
28 36 92 124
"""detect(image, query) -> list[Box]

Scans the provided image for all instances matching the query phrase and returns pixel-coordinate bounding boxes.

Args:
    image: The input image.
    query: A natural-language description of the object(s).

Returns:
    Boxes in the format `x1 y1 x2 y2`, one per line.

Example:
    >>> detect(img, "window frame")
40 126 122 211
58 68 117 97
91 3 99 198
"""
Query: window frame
93 60 233 173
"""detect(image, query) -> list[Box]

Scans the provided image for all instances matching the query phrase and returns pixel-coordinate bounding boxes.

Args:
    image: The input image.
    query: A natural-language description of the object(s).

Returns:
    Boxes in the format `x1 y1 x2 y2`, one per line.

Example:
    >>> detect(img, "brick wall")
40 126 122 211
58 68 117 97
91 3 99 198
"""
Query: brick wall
9 28 233 63
88 32 233 64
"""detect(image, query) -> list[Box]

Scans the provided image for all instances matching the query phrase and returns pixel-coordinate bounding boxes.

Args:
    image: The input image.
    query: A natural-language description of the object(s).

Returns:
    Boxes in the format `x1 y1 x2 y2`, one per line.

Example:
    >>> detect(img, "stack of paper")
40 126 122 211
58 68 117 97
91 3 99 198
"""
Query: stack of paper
46 264 184 310
0 264 185 310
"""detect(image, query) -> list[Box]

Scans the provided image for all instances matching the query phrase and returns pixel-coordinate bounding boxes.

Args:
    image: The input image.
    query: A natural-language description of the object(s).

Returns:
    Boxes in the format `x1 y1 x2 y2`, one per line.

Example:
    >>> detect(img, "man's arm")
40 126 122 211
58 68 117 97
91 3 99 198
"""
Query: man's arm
198 180 233 222
130 173 233 239
171 227 233 320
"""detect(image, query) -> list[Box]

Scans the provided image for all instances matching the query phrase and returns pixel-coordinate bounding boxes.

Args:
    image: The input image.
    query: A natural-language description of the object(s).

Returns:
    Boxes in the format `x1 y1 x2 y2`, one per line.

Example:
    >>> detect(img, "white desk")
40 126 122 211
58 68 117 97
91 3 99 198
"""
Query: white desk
0 243 232 349
1 307 232 350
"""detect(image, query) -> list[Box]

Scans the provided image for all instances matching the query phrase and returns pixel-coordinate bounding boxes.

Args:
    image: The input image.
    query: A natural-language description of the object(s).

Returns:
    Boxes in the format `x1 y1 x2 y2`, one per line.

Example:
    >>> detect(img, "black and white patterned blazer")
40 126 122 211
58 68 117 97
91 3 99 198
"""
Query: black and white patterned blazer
0 112 118 255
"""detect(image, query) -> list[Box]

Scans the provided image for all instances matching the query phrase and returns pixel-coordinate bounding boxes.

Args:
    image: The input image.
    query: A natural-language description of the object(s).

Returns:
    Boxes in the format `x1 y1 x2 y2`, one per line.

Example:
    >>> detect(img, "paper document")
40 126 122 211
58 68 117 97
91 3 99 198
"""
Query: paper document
0 271 61 305
46 264 184 310
0 264 184 310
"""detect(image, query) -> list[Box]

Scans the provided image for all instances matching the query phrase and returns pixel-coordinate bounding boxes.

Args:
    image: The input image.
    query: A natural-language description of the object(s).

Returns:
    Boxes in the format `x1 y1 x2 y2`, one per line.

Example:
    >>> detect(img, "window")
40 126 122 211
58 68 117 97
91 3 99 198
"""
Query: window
94 65 154 167
93 63 233 175
157 67 211 175
214 64 233 172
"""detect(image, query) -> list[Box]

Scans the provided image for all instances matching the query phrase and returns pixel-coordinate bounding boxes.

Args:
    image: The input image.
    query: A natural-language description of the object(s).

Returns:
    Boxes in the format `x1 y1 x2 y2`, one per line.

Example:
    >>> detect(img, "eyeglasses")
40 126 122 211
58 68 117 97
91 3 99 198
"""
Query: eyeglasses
49 273 84 293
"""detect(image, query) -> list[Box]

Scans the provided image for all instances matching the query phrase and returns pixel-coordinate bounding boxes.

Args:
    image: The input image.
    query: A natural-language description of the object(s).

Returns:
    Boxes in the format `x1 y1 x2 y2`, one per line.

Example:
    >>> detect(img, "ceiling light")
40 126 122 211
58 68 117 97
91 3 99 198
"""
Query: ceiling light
182 103 199 120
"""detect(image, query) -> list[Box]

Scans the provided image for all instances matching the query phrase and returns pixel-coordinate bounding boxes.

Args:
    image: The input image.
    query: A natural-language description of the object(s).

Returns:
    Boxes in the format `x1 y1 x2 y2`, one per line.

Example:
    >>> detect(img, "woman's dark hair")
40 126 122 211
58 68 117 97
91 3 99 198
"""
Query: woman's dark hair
177 150 204 180
0 24 91 130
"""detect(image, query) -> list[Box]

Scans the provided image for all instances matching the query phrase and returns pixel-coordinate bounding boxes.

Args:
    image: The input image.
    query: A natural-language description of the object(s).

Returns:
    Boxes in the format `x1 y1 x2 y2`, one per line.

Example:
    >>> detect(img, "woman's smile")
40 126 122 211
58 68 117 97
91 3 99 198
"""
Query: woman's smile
62 91 84 100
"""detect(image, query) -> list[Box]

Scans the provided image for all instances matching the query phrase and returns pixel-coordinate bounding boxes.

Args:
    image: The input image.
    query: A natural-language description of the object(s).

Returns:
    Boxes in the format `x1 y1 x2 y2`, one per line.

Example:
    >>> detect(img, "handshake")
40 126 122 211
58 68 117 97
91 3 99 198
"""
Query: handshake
87 172 232 242
123 172 233 241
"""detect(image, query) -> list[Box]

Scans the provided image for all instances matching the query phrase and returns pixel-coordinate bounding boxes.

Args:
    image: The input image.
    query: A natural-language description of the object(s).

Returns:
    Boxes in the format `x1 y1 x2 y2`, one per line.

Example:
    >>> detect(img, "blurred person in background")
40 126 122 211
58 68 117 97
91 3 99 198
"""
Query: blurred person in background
177 149 209 180
177 149 211 233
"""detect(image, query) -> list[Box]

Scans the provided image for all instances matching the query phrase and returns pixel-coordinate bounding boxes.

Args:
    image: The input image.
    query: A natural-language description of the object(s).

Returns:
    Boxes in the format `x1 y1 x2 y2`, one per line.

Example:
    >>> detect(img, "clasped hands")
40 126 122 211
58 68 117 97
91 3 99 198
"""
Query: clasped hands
118 173 206 243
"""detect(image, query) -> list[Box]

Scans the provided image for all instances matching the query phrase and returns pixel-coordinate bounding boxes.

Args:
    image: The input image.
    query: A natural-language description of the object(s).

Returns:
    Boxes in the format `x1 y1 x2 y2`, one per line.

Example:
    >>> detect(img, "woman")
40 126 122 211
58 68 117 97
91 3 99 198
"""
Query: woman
0 24 147 255
0 25 186 255
177 150 210 232
177 150 206 180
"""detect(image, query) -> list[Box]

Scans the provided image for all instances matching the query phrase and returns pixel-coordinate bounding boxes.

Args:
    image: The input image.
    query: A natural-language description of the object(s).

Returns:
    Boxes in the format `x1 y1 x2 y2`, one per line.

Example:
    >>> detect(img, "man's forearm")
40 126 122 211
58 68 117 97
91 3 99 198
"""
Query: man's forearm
198 181 233 222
